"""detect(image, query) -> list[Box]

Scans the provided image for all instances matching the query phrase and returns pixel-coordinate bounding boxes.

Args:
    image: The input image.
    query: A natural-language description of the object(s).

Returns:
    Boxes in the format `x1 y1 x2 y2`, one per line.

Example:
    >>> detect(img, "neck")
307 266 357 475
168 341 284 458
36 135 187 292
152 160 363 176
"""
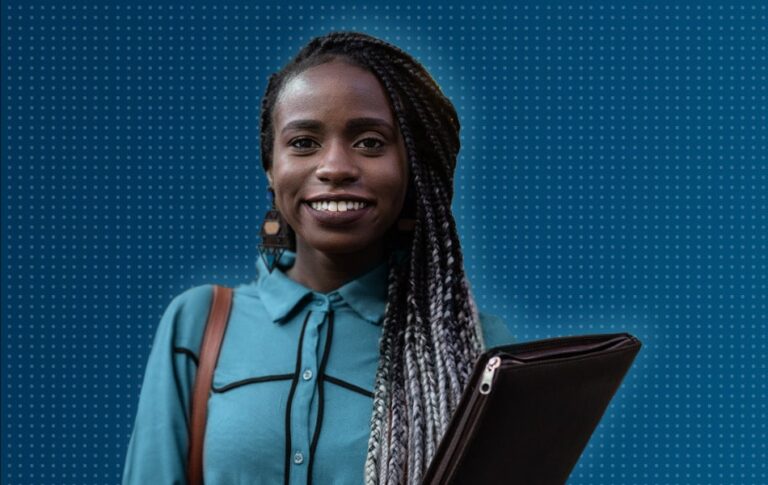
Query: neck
286 238 387 293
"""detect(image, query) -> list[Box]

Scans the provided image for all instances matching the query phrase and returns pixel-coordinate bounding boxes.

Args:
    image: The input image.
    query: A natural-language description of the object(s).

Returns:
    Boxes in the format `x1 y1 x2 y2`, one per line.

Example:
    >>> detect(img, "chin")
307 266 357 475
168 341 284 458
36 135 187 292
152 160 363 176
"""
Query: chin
299 234 384 256
311 241 375 255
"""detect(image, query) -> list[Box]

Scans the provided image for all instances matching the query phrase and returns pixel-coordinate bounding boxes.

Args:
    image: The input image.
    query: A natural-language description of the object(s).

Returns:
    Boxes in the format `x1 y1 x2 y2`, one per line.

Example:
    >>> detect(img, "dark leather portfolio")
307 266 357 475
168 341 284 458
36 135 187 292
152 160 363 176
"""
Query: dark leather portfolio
422 333 642 485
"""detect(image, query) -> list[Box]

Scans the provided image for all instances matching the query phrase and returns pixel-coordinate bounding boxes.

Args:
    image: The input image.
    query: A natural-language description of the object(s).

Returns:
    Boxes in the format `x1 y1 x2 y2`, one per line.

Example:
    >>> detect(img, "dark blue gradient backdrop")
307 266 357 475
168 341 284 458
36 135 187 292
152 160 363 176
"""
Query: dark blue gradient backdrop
2 2 766 484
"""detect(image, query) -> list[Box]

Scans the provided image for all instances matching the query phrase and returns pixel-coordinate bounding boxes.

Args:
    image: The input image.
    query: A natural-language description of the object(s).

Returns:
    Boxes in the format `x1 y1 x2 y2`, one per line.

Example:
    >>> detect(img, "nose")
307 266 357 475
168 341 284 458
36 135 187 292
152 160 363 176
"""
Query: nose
315 139 360 185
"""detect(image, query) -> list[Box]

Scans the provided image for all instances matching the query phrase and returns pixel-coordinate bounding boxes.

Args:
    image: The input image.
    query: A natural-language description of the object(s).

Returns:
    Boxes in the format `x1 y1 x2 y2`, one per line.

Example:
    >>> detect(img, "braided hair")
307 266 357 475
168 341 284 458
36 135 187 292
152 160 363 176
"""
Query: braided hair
259 31 488 485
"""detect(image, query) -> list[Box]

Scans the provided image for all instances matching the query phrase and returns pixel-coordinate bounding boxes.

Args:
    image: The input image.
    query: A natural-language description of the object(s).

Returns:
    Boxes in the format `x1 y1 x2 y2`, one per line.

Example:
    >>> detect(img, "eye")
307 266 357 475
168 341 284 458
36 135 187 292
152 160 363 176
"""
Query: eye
289 137 319 151
355 137 385 152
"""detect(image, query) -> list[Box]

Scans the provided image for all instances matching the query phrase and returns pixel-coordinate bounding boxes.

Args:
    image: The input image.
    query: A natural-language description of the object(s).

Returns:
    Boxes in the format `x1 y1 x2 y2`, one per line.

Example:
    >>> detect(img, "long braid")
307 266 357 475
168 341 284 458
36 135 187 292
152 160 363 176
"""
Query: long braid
360 52 459 471
364 55 472 395
259 31 486 485
365 59 466 427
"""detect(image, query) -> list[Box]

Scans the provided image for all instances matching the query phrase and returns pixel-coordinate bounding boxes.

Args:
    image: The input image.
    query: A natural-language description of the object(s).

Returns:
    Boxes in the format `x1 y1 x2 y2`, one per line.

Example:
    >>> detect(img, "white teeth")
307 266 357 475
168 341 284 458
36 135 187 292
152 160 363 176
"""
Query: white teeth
309 200 368 212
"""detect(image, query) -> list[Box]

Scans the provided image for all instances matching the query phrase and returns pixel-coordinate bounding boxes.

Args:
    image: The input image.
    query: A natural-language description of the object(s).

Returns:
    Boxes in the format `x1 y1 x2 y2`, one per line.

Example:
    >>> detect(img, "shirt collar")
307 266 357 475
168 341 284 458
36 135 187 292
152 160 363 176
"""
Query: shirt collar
254 248 407 326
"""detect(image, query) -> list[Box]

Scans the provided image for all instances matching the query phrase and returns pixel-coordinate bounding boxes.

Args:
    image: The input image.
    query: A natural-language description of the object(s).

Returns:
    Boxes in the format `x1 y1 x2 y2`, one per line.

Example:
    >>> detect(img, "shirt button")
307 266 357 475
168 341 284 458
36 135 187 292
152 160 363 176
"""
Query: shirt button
302 369 313 381
293 451 304 465
314 300 323 306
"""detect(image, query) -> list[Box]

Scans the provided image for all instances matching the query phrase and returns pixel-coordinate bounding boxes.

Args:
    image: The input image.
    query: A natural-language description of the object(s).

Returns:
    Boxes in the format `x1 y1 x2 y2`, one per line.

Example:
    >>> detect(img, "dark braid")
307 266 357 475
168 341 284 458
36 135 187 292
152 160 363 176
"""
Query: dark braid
259 31 487 485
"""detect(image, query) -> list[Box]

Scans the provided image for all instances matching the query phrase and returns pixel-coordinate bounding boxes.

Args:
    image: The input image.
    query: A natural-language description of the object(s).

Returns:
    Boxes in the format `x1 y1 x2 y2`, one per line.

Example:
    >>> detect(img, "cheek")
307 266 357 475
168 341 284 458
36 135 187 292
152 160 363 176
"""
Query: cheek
270 157 304 193
377 169 409 212
269 172 301 215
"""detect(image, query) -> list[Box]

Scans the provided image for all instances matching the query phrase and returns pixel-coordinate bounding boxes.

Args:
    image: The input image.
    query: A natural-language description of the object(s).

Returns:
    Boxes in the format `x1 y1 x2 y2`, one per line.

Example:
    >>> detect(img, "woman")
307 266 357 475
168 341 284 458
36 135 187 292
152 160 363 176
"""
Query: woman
122 31 515 485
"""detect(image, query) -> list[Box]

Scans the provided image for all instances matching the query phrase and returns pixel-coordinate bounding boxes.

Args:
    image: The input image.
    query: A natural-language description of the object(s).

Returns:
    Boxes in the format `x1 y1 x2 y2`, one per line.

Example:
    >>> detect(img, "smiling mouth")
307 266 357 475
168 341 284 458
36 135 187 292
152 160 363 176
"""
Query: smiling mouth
302 200 372 226
304 200 371 212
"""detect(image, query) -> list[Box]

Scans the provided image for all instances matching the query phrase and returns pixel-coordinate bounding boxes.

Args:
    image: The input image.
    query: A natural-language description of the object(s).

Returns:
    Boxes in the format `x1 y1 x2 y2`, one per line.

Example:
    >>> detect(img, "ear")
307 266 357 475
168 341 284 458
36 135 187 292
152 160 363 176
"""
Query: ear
266 170 273 189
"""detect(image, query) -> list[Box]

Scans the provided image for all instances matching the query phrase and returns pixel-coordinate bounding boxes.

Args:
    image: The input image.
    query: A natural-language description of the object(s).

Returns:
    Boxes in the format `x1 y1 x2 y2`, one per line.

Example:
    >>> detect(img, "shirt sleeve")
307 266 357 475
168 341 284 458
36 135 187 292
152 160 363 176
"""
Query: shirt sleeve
121 285 212 485
478 311 516 349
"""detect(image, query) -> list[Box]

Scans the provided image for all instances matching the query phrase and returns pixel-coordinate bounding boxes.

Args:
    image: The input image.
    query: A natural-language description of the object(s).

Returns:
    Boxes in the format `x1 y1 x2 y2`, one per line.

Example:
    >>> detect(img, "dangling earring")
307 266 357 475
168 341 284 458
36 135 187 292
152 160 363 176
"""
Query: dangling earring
258 189 292 273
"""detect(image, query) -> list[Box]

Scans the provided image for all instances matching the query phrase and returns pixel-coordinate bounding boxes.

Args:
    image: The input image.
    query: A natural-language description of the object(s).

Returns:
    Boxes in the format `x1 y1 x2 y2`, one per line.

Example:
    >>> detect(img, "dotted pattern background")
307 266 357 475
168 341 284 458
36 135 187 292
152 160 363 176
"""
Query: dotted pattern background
2 2 766 484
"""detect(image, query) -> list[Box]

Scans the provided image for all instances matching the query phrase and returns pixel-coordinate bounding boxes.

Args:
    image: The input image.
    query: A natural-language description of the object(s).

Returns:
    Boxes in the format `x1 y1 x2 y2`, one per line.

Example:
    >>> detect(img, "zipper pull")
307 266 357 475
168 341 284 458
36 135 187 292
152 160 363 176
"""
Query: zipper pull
479 356 502 395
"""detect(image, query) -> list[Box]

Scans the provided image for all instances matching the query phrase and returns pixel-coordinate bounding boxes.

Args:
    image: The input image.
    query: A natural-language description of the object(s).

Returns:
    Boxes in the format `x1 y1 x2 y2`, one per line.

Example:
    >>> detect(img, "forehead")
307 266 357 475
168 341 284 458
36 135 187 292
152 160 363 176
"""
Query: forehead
273 60 395 128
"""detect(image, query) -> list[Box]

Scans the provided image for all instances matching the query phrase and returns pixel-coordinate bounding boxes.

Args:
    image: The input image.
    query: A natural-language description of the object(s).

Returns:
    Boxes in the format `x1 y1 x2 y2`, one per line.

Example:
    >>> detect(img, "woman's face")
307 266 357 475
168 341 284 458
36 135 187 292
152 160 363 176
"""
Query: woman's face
267 58 409 256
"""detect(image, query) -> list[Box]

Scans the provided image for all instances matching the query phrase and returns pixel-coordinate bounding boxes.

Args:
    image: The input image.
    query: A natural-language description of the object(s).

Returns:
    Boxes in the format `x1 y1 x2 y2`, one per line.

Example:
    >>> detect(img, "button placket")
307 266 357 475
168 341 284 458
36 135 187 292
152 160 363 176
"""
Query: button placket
288 308 327 482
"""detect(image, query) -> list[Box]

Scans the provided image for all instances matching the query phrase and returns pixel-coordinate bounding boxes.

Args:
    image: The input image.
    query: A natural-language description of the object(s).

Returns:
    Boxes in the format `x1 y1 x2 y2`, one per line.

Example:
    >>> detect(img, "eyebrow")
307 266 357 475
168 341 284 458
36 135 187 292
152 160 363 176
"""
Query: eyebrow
280 117 395 135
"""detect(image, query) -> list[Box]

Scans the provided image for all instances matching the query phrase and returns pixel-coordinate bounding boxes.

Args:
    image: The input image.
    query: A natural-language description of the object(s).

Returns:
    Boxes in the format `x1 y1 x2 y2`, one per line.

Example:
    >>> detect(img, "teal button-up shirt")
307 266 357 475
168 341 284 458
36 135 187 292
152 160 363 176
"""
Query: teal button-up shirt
121 249 515 485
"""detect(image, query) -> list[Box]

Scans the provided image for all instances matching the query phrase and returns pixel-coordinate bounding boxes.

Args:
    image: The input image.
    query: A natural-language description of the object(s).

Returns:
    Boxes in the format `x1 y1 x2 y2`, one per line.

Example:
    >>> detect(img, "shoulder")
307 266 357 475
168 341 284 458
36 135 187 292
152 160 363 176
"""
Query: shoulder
478 310 516 349
155 284 216 351
168 283 215 313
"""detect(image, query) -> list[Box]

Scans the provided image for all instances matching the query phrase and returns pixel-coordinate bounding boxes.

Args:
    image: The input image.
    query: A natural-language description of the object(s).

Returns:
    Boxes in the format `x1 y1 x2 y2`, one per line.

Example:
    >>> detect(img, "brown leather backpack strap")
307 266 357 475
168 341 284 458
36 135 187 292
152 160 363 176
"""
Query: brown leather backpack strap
186 285 233 485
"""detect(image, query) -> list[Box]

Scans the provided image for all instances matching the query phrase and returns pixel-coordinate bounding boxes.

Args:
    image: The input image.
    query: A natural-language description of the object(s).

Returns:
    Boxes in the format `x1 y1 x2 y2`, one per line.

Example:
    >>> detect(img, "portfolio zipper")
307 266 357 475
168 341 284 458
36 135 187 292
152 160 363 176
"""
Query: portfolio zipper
479 355 502 395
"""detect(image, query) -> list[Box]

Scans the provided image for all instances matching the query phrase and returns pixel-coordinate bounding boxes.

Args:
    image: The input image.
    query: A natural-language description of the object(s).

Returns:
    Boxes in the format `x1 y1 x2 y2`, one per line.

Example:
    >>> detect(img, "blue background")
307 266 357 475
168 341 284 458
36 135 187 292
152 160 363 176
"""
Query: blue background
2 1 766 484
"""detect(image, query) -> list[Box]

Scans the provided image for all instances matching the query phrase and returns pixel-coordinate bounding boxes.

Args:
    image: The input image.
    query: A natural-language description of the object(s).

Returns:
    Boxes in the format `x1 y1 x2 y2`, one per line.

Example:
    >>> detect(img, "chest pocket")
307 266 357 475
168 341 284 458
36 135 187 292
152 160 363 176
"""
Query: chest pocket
204 369 291 481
